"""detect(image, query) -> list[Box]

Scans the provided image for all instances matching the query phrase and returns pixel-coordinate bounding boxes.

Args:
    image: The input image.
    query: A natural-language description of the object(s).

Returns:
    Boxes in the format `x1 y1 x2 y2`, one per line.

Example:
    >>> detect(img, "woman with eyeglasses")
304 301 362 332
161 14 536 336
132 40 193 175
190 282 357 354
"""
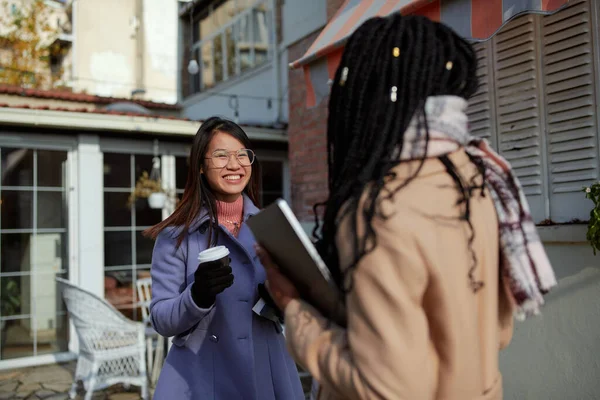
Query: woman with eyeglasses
144 117 304 400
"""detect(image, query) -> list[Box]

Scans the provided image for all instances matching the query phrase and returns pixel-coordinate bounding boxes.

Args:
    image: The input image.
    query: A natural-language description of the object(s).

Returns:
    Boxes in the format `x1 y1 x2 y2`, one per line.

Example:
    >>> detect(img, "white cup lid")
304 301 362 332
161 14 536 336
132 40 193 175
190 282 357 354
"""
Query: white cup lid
198 246 230 263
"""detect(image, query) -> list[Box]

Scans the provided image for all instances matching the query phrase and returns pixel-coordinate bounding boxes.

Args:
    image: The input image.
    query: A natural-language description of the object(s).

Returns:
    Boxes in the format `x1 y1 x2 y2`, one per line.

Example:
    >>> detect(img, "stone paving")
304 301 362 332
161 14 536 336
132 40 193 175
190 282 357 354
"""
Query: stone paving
0 361 312 399
0 362 148 400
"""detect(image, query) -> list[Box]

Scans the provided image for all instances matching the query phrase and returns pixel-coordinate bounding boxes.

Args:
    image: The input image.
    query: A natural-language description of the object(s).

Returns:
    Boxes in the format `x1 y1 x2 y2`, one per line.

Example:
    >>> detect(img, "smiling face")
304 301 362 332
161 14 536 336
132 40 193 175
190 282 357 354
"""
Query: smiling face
202 131 252 202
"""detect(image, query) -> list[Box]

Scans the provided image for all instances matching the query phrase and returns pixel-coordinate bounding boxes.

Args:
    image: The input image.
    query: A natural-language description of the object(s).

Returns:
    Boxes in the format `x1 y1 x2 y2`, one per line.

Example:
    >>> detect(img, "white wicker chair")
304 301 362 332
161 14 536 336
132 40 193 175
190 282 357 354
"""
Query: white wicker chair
56 278 149 400
136 277 165 385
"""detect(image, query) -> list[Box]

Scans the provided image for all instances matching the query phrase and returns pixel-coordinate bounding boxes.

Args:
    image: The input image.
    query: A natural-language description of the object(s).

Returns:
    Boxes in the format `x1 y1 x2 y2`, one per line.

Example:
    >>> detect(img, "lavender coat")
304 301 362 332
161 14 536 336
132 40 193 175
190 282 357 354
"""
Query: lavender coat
150 196 304 400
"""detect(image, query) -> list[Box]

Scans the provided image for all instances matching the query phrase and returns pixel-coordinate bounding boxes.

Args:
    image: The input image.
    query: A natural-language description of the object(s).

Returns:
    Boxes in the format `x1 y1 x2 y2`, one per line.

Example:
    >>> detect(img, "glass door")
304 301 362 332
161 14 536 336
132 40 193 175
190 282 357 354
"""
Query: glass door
0 147 71 362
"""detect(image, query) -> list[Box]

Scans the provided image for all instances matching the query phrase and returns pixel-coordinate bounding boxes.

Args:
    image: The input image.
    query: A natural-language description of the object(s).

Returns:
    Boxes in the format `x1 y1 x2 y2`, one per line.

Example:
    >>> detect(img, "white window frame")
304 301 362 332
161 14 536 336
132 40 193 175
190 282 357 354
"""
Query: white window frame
0 132 78 371
258 151 289 205
99 139 186 320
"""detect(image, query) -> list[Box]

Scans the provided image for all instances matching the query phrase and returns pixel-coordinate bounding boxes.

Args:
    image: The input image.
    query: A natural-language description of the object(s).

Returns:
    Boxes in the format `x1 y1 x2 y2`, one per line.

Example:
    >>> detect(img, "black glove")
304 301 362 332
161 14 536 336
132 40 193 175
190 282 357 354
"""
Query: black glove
258 283 284 323
191 258 234 308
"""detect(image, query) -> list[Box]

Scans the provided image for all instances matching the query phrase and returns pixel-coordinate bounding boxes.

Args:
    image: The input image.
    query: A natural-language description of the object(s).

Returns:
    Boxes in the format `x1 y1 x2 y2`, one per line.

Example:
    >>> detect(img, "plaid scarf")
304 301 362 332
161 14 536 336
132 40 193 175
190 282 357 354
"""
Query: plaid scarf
400 95 557 320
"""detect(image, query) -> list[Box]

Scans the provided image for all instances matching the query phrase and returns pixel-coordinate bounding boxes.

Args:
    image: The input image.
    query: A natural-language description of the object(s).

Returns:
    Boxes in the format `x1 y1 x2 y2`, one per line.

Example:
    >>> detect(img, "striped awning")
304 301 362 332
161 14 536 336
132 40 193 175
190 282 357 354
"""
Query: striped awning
293 0 571 107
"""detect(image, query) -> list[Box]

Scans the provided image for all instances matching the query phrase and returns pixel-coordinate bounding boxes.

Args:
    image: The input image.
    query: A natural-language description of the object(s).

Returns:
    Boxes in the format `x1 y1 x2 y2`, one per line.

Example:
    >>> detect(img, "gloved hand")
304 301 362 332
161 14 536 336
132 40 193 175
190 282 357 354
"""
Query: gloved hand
191 258 234 308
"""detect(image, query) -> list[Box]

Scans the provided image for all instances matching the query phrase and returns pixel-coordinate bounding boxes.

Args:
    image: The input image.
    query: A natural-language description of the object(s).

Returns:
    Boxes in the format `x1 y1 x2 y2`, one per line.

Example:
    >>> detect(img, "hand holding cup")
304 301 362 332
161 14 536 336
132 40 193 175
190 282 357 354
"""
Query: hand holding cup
191 246 234 308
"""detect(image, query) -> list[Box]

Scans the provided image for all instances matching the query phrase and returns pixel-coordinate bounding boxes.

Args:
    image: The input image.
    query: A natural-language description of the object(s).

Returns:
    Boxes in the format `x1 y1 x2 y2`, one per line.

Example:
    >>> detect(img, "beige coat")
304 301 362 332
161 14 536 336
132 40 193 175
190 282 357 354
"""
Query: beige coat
284 150 514 400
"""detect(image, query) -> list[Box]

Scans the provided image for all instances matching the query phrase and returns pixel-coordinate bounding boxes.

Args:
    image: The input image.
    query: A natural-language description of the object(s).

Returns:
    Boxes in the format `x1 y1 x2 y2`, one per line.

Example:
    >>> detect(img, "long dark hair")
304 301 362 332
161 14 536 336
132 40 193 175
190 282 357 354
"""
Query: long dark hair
144 117 261 246
313 14 479 291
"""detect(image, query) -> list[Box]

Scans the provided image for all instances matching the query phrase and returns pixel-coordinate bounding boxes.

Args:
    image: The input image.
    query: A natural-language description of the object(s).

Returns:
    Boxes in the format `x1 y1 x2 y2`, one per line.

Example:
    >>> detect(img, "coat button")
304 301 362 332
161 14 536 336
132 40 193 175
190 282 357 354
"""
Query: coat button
209 334 219 343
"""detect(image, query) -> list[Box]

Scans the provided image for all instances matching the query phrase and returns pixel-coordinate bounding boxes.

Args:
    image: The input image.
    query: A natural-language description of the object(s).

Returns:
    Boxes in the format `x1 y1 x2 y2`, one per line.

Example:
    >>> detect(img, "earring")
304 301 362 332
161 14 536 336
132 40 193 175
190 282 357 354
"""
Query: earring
446 61 453 71
390 86 398 102
393 47 400 57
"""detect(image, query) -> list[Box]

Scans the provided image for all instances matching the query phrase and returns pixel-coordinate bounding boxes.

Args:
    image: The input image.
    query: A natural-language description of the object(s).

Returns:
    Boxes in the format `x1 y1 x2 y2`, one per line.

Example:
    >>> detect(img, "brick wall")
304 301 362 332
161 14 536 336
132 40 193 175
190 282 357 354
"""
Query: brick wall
288 30 329 222
287 0 345 223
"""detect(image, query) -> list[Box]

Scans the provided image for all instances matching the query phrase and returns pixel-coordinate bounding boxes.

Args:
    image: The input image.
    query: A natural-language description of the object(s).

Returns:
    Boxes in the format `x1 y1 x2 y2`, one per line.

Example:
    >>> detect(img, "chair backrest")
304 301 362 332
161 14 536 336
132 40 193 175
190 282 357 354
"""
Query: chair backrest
136 277 152 325
56 278 139 352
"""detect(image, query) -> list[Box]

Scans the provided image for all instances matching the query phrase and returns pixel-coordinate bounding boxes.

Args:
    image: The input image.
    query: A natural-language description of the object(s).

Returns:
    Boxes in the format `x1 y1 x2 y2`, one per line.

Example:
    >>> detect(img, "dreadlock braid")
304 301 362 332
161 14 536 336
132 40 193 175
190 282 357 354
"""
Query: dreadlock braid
313 13 479 291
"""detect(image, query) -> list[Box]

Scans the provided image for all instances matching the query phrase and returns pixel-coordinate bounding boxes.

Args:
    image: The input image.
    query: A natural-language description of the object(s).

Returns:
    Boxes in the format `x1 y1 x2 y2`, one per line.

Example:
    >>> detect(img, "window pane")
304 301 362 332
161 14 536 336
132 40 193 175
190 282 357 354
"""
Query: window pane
192 48 201 93
1 190 33 230
176 156 190 190
135 200 162 227
34 233 66 274
192 19 200 43
104 231 132 267
253 8 269 67
134 154 155 182
37 191 66 229
104 192 131 227
0 275 31 317
137 268 151 280
199 0 236 38
261 161 283 191
35 312 69 356
37 150 67 187
202 41 215 89
1 233 31 274
105 269 132 287
225 26 235 77
0 317 34 360
33 271 69 355
238 14 253 72
214 33 224 83
1 148 33 187
136 231 155 265
103 153 131 188
104 269 135 316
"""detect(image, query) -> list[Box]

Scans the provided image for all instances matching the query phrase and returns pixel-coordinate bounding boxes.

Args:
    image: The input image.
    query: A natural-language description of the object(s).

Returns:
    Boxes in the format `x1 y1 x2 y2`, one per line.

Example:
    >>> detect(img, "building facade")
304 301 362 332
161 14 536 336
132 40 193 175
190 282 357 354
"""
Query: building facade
0 0 179 103
287 0 600 399
0 95 287 369
0 0 297 372
72 0 179 103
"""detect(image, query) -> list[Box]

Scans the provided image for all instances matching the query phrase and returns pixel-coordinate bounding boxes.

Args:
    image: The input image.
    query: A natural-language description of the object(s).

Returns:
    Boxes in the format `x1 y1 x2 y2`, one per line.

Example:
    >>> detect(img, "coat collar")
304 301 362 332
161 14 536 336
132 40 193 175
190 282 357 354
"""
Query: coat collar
187 193 259 234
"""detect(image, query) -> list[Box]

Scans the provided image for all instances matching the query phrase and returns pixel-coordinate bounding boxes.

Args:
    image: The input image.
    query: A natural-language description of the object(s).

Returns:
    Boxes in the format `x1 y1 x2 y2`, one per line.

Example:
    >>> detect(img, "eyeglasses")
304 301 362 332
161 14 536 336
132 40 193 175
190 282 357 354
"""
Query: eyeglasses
206 149 255 168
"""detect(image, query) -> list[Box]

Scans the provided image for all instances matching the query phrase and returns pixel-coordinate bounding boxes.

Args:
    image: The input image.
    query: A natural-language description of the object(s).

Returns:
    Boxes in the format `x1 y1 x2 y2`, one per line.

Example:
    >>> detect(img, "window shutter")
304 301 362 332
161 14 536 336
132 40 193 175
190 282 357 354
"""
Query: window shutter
541 0 599 222
492 15 547 223
467 42 498 149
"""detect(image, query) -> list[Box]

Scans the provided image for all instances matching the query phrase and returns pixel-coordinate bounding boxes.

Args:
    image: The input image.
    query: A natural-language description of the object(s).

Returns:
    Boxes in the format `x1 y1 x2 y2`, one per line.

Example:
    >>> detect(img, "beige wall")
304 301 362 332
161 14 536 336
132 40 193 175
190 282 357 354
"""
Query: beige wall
73 0 177 104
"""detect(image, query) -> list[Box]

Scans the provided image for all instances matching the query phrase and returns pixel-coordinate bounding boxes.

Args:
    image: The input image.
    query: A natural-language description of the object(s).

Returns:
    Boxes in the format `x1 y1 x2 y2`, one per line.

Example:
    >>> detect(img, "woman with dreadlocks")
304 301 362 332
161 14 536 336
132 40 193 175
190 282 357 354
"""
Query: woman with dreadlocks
257 13 557 400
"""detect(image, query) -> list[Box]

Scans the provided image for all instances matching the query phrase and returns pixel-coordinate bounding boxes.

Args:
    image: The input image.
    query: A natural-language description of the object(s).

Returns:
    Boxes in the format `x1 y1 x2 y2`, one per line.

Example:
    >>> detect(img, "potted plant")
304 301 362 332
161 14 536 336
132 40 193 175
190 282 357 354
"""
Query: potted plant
1 278 20 354
1 278 20 323
128 171 167 209
583 181 600 255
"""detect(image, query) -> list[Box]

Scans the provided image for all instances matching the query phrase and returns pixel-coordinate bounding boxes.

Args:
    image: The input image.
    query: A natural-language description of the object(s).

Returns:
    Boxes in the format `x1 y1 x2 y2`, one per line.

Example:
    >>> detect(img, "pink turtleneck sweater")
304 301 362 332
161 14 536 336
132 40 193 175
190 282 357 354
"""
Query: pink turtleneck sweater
216 196 244 236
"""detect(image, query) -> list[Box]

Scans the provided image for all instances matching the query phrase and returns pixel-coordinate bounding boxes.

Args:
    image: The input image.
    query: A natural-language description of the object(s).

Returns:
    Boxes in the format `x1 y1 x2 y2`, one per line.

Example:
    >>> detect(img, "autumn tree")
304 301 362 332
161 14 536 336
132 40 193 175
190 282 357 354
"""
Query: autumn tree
0 0 63 89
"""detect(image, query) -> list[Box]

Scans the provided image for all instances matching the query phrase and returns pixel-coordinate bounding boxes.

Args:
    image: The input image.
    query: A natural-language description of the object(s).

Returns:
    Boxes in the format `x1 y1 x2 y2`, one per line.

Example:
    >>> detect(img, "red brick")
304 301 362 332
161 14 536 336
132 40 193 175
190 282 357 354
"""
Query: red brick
288 0 347 222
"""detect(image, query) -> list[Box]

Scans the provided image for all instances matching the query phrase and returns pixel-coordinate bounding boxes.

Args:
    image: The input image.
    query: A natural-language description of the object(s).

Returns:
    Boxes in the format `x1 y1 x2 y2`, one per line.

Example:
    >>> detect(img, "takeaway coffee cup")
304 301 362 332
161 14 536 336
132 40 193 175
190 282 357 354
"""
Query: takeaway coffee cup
198 245 230 268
